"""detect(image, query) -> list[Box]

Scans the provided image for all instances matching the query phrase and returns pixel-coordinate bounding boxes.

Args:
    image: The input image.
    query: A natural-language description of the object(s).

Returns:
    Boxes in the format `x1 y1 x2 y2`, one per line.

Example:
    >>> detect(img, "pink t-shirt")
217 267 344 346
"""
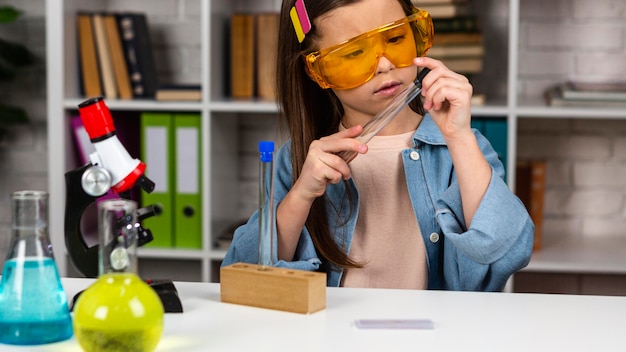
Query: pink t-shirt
341 129 428 289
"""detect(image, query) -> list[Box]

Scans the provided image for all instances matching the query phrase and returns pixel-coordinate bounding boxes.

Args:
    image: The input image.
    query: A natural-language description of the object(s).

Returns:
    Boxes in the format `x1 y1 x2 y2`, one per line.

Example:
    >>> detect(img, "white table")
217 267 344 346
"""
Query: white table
9 278 626 351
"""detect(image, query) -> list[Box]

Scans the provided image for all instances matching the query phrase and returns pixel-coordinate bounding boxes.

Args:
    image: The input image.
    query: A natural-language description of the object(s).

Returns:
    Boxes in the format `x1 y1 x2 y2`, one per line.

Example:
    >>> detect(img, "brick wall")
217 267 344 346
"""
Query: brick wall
516 0 626 245
518 0 626 99
0 0 47 261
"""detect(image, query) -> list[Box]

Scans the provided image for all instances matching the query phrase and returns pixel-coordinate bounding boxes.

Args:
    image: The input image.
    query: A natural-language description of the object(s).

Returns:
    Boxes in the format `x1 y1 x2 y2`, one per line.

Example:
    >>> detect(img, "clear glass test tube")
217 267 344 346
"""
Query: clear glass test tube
339 68 430 162
258 141 275 268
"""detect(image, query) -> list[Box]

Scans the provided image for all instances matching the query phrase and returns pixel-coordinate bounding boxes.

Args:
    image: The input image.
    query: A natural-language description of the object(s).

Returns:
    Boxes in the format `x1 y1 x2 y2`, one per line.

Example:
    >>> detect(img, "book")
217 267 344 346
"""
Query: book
155 84 202 101
428 43 484 58
214 220 246 250
433 16 480 34
544 85 626 108
70 115 96 164
103 14 133 100
76 13 102 98
92 13 118 100
117 13 159 98
420 3 472 18
230 14 255 99
412 0 467 3
559 81 626 101
471 93 486 106
516 160 547 251
440 57 482 73
255 13 279 101
433 32 483 45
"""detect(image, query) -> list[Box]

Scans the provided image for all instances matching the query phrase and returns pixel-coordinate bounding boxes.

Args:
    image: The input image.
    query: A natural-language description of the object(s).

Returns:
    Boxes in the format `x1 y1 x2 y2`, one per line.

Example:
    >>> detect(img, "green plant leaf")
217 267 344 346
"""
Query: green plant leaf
0 38 36 67
0 6 21 23
0 56 16 80
0 104 29 124
0 5 31 135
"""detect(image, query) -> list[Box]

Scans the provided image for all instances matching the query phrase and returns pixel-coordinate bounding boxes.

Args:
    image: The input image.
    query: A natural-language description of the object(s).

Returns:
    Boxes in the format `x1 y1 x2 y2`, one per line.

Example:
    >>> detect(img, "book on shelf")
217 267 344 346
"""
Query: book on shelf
440 57 482 74
229 12 281 101
116 12 159 98
516 160 547 251
413 0 468 4
418 2 472 18
77 13 102 98
471 117 507 181
92 13 118 100
214 220 246 251
428 43 484 58
544 84 626 108
255 13 279 101
230 13 255 99
471 93 486 106
433 15 480 34
559 81 626 101
155 84 202 101
103 14 133 100
76 11 158 100
434 32 482 45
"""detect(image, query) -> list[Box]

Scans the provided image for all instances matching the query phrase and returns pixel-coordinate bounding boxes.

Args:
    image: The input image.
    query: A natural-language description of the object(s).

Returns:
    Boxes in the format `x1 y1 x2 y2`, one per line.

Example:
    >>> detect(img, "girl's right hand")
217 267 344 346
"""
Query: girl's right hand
292 125 368 201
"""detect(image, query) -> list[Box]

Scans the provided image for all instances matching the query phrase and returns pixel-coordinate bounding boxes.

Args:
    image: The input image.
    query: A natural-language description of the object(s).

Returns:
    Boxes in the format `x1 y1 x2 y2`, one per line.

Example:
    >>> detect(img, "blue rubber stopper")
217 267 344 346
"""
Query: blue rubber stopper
259 141 275 162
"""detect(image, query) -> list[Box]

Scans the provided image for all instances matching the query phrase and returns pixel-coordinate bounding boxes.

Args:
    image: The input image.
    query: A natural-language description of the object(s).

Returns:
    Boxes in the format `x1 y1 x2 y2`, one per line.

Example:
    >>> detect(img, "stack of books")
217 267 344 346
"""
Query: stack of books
414 0 485 104
415 0 472 18
545 81 626 108
77 12 159 100
416 0 483 74
229 12 280 100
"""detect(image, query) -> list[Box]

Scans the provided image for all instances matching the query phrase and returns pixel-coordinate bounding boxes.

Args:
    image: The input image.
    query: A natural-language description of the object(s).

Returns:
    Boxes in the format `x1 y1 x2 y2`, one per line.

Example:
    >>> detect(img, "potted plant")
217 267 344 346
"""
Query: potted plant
0 5 36 139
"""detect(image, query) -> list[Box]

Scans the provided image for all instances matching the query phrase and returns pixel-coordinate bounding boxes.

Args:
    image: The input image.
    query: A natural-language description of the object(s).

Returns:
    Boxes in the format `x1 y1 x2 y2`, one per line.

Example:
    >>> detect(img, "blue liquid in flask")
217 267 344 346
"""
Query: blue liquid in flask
0 257 73 345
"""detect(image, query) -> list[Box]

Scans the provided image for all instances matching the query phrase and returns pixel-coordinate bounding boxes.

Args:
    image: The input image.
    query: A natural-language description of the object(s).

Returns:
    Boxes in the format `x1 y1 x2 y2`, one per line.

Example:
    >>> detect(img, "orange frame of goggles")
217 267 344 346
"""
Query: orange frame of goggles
303 7 433 90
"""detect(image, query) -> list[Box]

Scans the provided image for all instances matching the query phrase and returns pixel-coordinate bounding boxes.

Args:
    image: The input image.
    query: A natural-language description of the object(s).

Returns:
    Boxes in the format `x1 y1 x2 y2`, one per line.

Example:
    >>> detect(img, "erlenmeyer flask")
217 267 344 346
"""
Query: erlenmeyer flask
73 199 164 352
0 190 73 345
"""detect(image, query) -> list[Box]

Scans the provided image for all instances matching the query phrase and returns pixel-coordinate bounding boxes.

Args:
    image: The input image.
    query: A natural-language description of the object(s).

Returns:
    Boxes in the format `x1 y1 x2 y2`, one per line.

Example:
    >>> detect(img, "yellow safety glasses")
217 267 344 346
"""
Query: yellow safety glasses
303 8 433 90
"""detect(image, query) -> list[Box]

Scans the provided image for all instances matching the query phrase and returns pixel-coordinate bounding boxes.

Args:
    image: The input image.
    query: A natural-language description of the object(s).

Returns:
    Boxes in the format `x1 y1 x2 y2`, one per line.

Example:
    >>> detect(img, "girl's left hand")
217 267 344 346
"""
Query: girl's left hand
414 56 473 140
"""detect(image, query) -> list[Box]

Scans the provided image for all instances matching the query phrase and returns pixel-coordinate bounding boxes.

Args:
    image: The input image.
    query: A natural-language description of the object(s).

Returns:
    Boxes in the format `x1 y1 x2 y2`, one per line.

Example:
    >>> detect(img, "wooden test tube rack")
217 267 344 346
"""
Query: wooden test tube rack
220 263 326 314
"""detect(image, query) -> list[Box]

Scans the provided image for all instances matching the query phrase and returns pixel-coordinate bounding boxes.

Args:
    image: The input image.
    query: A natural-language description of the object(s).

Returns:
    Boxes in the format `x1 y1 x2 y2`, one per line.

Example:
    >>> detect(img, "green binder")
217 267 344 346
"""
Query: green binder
173 113 203 249
140 112 175 248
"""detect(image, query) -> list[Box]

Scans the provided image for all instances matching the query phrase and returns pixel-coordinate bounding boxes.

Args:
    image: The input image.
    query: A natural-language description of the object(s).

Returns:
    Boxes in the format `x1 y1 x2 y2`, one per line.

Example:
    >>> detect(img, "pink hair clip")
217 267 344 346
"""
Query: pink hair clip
290 0 311 43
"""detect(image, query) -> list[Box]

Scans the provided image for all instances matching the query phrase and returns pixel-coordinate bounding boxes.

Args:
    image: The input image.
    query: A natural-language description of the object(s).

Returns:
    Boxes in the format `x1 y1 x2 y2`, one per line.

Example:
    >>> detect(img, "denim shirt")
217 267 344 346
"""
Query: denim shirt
222 114 534 291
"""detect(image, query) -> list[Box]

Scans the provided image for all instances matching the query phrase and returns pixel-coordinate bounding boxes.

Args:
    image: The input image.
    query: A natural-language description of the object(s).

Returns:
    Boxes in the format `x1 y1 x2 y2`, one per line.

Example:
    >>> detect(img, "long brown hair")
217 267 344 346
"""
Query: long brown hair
276 0 424 270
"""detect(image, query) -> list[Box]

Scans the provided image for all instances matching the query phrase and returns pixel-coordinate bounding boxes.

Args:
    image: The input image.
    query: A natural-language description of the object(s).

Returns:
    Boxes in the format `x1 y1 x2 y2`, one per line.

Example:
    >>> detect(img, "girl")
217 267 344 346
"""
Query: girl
222 0 534 291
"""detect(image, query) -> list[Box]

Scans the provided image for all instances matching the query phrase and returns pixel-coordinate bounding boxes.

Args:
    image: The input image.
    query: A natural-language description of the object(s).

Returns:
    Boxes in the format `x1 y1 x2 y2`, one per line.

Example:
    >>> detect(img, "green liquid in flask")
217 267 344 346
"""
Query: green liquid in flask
73 272 164 352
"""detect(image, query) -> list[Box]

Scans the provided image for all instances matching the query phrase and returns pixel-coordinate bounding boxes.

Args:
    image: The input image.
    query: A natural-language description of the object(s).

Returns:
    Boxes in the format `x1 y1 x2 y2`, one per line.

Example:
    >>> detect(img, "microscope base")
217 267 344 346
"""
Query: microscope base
70 278 183 313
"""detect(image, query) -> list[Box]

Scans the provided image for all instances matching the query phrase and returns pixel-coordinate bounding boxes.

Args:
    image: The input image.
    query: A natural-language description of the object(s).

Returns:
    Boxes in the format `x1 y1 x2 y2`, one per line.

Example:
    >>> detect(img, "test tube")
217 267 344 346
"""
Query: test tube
258 141 275 268
339 68 430 162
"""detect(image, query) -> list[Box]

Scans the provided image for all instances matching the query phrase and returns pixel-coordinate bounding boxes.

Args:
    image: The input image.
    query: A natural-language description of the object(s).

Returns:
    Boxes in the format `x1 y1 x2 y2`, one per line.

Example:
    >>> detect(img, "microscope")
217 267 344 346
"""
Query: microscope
64 96 182 313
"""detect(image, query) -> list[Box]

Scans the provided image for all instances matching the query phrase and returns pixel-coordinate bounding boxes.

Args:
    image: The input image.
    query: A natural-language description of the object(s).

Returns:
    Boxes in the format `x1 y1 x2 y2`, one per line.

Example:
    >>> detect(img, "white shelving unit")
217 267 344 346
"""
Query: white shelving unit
47 0 626 283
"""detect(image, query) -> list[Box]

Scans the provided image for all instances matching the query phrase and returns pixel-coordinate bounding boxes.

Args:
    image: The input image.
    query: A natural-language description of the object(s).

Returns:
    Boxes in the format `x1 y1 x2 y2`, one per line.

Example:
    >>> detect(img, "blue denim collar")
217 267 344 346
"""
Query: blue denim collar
412 113 447 147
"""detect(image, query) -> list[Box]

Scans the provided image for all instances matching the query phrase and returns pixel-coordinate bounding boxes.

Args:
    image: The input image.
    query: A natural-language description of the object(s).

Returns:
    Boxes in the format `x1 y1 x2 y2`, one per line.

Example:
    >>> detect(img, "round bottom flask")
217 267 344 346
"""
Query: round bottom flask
72 199 164 352
73 272 163 351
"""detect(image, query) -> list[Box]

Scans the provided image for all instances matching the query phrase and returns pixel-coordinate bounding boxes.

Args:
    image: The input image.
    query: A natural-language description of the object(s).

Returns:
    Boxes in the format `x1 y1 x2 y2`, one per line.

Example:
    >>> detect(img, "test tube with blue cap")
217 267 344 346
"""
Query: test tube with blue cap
258 141 275 268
